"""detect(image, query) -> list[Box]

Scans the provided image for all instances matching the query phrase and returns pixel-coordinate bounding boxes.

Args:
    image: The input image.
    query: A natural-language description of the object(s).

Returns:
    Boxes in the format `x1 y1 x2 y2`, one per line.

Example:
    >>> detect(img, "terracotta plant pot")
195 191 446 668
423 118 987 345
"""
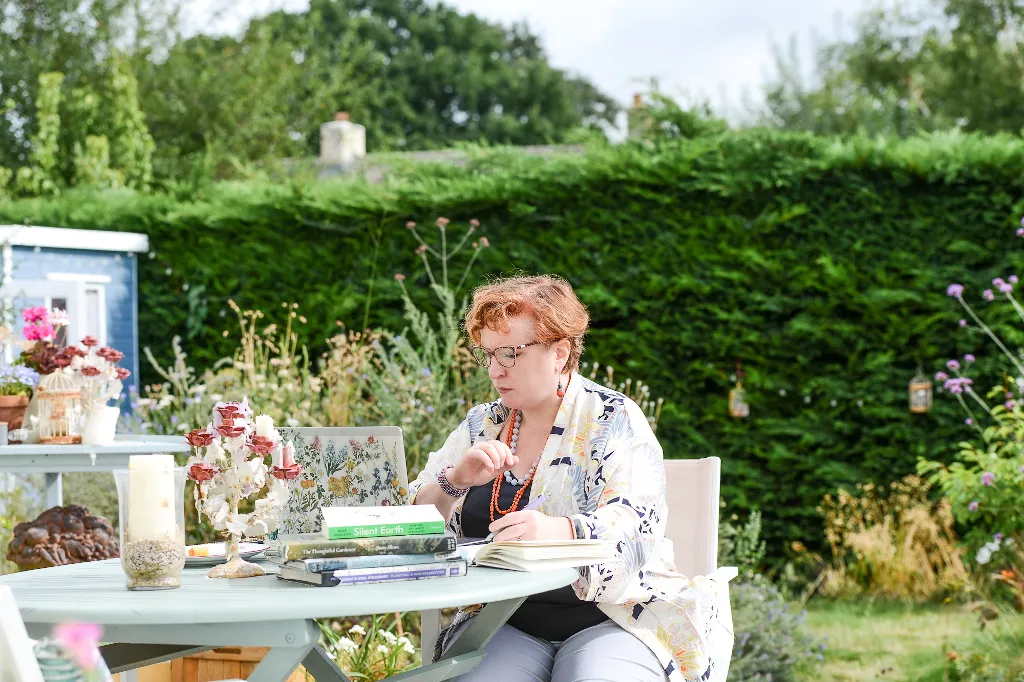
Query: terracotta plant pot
0 394 30 441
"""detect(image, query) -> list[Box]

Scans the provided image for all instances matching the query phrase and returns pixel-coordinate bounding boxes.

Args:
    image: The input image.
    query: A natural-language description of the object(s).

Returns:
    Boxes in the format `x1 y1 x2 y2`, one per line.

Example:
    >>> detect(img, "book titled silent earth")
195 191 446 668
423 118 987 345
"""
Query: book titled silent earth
320 505 447 540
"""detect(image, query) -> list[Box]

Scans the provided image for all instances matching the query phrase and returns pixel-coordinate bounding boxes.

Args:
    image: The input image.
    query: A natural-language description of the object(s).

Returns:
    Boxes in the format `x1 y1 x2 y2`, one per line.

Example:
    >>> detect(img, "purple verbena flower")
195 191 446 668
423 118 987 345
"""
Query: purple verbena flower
995 533 1004 541
1018 228 1024 237
968 501 979 512
944 377 974 394
1012 276 1020 284
1000 282 1014 294
947 359 961 371
935 371 949 382
959 319 967 327
982 471 996 486
964 354 975 363
984 289 995 301
947 283 965 298
965 417 974 425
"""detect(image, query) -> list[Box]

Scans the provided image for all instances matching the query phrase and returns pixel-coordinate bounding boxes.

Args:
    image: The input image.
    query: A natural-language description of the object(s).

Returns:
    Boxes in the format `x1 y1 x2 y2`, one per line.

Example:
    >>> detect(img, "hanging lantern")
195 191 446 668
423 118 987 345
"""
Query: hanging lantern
729 383 750 418
37 371 84 444
729 359 750 418
909 370 933 414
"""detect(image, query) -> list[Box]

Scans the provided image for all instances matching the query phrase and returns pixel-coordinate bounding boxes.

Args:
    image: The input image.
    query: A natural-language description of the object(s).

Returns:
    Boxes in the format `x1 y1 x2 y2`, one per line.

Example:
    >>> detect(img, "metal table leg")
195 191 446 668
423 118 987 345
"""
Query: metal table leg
44 471 62 508
303 597 526 682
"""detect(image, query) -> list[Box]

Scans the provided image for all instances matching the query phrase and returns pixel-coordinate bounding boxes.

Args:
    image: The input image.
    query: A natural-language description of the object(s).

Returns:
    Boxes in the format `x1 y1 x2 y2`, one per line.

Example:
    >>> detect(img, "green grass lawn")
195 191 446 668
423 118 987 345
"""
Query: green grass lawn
794 600 1024 682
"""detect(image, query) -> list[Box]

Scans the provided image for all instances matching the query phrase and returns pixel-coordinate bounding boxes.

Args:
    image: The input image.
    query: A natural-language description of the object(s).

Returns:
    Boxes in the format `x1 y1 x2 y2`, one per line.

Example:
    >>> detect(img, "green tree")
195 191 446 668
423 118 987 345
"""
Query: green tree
759 0 1024 136
2 0 618 185
134 21 381 181
0 0 137 169
254 0 619 151
14 72 64 196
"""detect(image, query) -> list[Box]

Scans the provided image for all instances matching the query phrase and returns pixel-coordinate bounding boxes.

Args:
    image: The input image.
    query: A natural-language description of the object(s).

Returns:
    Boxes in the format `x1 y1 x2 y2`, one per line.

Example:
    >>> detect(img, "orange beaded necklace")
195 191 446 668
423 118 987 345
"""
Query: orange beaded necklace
489 409 538 522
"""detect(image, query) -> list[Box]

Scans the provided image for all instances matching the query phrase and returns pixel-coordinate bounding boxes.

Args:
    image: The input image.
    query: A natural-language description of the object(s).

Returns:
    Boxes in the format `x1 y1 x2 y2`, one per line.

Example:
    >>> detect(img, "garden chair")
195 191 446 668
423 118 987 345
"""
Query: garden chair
275 427 432 677
1 584 44 682
663 457 738 682
168 427 412 682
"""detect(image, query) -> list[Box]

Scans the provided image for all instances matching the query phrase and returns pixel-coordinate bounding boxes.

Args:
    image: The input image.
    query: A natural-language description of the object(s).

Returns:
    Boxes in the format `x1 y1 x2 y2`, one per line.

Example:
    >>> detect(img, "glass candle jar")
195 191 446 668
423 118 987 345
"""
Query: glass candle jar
113 455 186 590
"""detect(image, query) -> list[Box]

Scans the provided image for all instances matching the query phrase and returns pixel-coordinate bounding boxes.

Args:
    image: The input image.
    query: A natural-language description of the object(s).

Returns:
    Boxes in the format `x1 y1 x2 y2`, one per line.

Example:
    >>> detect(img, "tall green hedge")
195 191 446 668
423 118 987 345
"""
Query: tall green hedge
5 130 1024 560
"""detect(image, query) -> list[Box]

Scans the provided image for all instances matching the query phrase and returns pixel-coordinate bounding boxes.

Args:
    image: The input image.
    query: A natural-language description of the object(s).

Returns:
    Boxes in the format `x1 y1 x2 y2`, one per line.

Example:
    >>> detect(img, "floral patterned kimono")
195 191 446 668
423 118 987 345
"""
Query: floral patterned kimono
410 372 728 682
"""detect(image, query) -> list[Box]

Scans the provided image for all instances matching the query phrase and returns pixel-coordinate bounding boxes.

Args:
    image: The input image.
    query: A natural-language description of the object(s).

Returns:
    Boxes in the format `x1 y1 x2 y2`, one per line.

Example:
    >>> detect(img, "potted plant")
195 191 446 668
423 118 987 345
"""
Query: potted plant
14 306 73 443
0 363 39 441
17 306 69 375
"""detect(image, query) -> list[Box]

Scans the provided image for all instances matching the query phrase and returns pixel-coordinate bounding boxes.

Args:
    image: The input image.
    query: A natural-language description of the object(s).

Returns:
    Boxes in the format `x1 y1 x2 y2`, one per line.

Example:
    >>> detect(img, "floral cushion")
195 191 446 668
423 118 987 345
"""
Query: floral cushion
276 427 409 535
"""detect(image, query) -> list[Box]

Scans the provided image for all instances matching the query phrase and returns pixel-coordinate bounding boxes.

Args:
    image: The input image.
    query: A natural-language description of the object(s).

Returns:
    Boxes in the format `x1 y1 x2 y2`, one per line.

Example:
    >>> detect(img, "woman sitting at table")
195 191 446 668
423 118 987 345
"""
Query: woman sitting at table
411 275 722 682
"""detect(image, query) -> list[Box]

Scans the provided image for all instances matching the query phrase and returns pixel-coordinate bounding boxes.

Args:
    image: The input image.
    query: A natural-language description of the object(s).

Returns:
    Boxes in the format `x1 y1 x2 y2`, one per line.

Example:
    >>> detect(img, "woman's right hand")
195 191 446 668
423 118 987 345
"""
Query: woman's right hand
448 440 518 489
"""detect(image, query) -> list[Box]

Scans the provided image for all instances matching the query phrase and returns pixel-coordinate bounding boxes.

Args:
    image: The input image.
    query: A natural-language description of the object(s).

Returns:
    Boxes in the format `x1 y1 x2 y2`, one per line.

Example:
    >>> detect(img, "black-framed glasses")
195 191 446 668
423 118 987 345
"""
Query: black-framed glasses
471 341 542 368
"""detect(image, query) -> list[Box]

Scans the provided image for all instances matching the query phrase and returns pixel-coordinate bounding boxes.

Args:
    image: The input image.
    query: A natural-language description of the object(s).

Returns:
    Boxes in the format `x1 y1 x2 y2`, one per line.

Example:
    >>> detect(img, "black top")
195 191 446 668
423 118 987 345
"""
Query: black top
461 477 609 642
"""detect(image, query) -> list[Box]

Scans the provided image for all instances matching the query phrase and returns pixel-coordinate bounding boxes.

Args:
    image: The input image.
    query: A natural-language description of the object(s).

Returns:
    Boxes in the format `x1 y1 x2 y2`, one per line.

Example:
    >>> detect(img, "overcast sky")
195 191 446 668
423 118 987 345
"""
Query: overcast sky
185 0 919 121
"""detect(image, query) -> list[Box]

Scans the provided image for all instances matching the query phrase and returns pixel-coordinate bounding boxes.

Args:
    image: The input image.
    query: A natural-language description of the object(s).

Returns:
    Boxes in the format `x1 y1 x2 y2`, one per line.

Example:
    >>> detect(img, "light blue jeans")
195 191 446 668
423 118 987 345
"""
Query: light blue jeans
452 621 669 682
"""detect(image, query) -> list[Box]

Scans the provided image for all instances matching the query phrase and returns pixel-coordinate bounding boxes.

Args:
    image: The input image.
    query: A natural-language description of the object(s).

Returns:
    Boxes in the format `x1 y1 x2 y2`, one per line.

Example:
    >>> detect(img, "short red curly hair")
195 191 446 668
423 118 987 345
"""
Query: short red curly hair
464 275 590 373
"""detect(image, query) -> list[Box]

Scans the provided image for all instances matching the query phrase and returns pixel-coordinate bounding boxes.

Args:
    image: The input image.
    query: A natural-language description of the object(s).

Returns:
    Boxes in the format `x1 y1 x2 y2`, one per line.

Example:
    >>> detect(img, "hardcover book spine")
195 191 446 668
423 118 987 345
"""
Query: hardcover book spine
266 533 457 563
326 521 447 540
296 551 457 572
331 561 468 585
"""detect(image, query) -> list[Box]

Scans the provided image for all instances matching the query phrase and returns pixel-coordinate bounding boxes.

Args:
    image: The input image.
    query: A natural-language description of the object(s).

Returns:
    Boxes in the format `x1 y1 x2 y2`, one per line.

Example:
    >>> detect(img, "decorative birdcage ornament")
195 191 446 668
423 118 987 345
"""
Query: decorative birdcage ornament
37 371 83 444
909 368 933 414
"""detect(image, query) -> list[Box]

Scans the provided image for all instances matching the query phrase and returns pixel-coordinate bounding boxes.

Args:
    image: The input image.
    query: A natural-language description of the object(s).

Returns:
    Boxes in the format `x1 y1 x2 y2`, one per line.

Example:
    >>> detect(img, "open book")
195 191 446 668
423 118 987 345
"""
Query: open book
458 539 617 572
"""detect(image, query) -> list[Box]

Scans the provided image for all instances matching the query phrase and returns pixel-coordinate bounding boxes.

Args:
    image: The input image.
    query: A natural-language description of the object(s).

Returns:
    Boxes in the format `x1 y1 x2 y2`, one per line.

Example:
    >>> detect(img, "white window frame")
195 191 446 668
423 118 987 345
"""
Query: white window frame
46 273 108 347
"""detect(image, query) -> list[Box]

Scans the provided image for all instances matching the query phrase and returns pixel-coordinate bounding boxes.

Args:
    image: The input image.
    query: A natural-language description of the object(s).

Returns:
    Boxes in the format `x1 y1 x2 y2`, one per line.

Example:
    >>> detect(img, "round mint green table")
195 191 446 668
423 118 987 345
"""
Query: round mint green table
0 558 577 682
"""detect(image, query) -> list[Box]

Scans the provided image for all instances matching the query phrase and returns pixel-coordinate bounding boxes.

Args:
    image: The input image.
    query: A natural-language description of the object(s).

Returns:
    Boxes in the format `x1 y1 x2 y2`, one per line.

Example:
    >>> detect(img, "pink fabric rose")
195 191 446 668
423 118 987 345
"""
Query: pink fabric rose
53 621 103 670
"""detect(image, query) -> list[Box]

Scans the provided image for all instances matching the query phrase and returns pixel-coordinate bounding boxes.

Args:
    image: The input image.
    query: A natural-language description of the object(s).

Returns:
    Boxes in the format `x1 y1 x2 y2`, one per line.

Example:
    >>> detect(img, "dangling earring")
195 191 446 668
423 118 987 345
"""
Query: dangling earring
557 378 565 398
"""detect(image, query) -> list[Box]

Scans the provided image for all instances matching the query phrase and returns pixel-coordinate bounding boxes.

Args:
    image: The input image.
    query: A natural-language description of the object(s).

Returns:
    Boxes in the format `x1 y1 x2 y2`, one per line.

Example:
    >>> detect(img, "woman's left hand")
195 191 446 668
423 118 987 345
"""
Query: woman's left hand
488 511 573 542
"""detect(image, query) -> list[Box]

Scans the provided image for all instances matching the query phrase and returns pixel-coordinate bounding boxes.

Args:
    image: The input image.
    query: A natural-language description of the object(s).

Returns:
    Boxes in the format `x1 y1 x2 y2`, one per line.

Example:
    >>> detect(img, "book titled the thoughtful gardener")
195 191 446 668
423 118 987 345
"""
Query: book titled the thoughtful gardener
320 505 447 540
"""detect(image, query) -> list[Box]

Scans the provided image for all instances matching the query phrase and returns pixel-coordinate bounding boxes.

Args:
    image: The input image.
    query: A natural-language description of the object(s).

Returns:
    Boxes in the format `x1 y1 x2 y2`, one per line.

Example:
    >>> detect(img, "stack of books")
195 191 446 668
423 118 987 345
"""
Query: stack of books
268 505 467 587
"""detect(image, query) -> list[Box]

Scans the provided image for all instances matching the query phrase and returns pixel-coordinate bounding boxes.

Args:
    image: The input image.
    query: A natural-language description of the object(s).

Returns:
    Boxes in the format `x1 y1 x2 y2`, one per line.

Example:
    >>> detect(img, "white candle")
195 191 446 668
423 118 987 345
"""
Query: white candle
127 454 176 543
254 414 274 439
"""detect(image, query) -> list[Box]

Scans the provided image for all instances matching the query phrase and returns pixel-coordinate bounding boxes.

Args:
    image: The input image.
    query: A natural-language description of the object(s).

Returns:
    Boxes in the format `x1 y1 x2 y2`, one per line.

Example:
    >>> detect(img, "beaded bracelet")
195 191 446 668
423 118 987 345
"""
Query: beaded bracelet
437 465 470 498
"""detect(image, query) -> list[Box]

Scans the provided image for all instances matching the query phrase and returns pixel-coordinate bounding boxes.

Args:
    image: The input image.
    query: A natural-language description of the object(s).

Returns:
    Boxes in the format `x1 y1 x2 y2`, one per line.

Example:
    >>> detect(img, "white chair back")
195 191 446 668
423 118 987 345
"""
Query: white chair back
0 584 44 682
663 456 721 578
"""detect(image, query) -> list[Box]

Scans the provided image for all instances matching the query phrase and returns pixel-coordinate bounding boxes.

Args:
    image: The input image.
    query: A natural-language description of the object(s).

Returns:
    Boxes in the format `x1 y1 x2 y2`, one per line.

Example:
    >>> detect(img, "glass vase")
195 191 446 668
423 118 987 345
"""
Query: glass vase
113 456 186 590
